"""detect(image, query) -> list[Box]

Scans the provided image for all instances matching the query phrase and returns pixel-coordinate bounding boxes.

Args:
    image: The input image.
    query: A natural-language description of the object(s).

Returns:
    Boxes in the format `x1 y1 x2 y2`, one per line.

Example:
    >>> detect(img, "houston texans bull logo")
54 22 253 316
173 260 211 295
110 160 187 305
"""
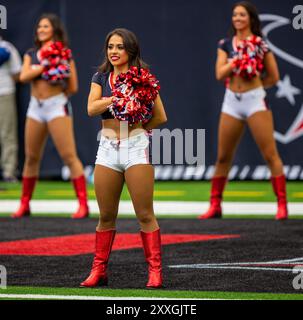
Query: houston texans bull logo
260 13 303 144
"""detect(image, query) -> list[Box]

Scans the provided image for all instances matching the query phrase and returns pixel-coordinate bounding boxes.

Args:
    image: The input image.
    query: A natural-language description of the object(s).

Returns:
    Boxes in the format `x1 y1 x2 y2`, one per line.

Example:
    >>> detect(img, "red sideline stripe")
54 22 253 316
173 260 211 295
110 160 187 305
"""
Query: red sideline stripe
0 234 240 256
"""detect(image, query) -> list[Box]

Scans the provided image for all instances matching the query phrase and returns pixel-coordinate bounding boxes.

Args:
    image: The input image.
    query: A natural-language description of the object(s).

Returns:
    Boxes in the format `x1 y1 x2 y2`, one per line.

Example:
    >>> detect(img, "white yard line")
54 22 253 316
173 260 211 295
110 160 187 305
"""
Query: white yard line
0 200 303 215
0 293 211 300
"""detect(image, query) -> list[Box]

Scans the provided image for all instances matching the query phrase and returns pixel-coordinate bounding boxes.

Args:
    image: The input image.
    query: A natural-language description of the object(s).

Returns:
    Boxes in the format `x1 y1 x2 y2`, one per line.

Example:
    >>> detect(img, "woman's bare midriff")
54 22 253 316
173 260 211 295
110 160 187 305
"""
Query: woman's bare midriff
229 74 263 93
101 119 146 140
31 79 64 99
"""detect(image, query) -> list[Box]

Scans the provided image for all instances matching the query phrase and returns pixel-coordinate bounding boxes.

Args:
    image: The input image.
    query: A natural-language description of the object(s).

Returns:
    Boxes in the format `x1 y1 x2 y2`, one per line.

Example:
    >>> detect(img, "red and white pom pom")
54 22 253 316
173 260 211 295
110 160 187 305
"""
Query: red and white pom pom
232 35 268 80
109 66 160 124
39 41 72 84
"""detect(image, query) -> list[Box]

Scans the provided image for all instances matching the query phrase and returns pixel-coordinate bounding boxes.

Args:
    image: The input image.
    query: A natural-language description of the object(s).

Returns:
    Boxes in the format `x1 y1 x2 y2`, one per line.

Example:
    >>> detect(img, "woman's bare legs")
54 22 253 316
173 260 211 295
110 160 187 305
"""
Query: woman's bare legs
23 118 48 177
80 165 124 288
124 164 158 232
199 113 245 219
125 164 162 288
214 113 246 177
247 110 283 176
48 116 89 218
94 165 125 230
247 110 287 219
47 116 84 178
12 118 48 218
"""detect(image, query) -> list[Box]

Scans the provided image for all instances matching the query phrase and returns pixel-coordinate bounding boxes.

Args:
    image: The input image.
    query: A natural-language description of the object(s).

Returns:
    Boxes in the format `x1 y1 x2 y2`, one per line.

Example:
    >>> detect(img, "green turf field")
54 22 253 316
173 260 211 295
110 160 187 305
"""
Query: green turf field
1 286 303 300
1 180 303 301
1 180 303 202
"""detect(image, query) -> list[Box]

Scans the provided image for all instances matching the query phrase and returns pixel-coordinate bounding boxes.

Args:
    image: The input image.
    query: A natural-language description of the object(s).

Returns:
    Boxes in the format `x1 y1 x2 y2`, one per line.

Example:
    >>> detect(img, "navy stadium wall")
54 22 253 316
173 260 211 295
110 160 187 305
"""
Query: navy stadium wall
1 0 303 180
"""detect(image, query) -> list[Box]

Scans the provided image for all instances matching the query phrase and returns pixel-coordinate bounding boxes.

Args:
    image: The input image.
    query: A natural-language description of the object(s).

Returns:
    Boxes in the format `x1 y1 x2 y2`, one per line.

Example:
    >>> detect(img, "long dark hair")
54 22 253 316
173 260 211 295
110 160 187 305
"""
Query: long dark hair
34 13 68 48
230 1 263 37
99 28 148 73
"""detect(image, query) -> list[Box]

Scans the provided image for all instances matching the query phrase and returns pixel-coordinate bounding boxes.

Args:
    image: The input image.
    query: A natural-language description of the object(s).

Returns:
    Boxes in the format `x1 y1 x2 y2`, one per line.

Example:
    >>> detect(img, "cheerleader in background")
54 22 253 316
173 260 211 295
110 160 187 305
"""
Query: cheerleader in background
80 28 167 288
199 1 288 220
13 13 89 219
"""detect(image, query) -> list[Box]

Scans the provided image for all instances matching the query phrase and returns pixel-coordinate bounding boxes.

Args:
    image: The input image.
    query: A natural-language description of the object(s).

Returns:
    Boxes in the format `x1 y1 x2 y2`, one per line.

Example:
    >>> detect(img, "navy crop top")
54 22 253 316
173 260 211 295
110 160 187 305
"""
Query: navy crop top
25 48 43 80
25 48 72 85
25 48 40 64
91 71 115 120
217 36 270 59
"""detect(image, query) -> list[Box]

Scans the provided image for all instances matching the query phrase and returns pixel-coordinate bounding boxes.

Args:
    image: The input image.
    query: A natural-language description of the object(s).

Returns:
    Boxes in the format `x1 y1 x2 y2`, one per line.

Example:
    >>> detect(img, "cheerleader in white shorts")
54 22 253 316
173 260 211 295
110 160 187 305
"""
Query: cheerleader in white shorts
199 1 288 220
80 28 167 289
13 13 89 219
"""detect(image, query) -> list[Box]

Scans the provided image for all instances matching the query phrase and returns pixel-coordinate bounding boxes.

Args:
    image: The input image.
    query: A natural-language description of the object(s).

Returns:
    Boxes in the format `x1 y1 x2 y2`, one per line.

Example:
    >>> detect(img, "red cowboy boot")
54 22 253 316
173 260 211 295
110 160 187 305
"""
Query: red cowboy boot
198 176 227 219
71 175 89 219
140 229 163 289
12 176 37 218
80 229 116 287
271 175 288 220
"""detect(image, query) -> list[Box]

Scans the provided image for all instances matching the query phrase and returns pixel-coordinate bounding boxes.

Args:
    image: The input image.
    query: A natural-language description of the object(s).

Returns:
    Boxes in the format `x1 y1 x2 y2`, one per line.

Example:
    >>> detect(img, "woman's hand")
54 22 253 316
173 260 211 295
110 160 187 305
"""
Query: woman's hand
31 64 44 72
262 52 280 88
216 49 236 81
143 94 167 131
101 96 116 105
19 55 44 83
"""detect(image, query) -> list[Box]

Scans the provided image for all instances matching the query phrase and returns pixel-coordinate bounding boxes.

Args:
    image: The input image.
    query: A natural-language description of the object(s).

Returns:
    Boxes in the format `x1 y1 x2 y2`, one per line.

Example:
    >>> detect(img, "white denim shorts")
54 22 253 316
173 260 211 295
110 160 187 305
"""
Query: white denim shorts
95 132 151 172
26 93 72 123
222 87 269 120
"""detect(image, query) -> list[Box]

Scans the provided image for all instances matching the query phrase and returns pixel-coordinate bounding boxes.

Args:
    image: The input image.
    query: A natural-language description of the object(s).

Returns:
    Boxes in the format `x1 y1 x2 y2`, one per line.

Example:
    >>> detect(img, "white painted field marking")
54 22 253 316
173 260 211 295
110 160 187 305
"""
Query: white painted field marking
0 200 303 215
169 257 303 273
171 266 295 272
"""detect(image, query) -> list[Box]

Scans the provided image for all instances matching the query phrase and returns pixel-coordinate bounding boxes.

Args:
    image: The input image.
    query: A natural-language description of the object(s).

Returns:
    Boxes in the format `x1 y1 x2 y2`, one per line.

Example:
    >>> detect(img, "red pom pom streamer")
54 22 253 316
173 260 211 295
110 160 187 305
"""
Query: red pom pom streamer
232 35 269 80
109 66 160 124
39 41 72 84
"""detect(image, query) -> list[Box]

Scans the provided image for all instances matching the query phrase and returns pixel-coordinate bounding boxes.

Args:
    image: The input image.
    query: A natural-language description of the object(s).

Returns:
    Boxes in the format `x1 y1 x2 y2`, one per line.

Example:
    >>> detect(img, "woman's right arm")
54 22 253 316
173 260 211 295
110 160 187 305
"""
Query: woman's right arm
87 83 115 117
142 94 167 131
215 48 235 81
19 54 44 83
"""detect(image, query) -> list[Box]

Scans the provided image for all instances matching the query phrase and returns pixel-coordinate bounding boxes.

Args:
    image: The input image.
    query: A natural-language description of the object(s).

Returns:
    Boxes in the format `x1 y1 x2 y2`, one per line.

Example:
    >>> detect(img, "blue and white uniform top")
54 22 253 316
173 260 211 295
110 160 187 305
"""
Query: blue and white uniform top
217 36 270 59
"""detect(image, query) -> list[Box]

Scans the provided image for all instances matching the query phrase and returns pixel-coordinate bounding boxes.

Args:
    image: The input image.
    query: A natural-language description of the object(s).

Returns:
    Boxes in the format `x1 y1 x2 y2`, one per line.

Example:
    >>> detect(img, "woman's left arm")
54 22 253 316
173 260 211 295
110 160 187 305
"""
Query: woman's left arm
65 59 79 96
143 94 167 131
262 52 280 89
